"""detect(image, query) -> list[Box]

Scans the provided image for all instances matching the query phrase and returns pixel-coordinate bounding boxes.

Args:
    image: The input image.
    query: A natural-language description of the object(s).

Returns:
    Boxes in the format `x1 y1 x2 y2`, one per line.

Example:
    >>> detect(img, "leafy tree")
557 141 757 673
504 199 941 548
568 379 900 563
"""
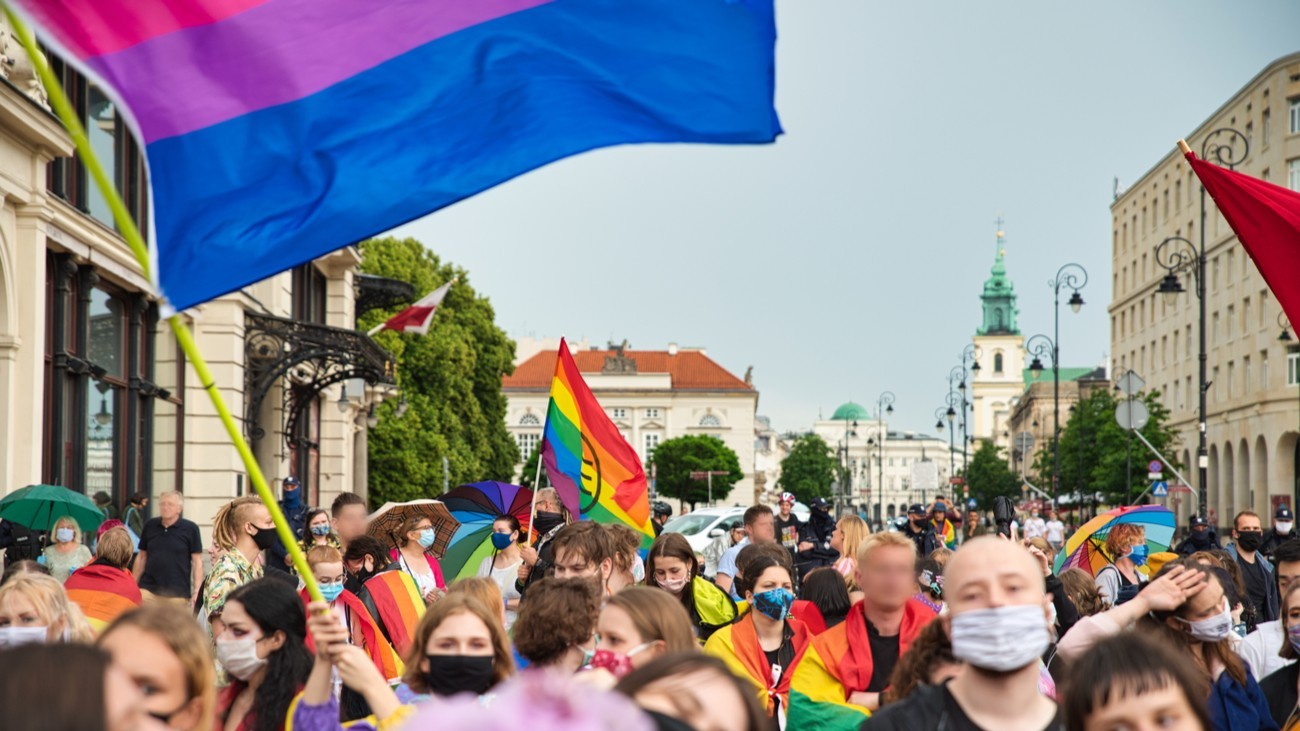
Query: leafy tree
964 440 1021 509
519 447 549 489
650 435 743 511
1032 388 1182 507
359 237 519 507
777 433 837 504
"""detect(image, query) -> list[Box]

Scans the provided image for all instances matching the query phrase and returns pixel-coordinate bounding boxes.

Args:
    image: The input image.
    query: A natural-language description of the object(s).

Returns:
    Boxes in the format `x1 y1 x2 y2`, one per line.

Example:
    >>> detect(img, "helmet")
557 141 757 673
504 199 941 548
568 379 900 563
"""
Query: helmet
652 501 672 519
778 492 796 505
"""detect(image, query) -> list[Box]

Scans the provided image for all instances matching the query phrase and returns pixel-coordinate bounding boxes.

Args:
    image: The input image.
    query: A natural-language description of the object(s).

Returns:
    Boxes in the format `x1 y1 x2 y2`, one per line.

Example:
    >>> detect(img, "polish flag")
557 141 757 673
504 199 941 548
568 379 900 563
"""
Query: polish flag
369 280 454 336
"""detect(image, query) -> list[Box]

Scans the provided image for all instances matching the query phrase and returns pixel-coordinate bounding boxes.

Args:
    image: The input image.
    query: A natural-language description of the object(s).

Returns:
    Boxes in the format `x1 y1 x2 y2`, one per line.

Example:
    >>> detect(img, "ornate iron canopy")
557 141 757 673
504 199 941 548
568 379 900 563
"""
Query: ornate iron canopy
354 274 415 319
244 312 396 444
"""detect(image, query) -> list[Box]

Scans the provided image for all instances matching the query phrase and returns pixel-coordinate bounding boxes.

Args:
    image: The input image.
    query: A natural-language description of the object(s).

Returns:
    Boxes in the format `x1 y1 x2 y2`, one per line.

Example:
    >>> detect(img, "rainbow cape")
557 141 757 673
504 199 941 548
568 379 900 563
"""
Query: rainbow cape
357 570 426 658
300 588 404 683
64 564 142 634
14 0 779 311
541 339 654 545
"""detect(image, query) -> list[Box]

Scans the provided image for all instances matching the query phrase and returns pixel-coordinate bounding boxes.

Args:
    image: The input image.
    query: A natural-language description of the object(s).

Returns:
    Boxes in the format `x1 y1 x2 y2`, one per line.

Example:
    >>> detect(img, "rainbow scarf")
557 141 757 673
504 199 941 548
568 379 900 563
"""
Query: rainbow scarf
360 571 425 658
64 563 142 634
299 588 404 683
541 339 653 545
13 0 779 311
704 614 811 719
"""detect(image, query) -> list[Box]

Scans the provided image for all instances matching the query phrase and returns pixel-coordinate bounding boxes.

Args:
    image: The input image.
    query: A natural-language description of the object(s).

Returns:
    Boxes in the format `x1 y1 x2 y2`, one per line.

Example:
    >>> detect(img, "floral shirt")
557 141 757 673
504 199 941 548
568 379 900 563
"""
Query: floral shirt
202 549 263 624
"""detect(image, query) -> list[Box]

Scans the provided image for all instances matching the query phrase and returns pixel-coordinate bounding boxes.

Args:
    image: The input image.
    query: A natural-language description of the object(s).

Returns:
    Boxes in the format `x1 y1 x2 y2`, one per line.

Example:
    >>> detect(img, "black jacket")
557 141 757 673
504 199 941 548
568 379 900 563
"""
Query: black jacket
1259 661 1298 728
863 681 1064 731
902 522 942 558
1175 531 1223 555
1261 529 1297 564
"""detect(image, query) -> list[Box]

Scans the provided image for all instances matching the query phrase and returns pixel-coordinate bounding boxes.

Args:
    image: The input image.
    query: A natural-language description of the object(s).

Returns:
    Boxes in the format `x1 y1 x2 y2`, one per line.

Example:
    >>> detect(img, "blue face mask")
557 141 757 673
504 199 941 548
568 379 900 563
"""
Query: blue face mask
319 582 345 603
490 532 514 551
752 587 796 622
417 527 437 549
311 524 332 537
1128 543 1149 567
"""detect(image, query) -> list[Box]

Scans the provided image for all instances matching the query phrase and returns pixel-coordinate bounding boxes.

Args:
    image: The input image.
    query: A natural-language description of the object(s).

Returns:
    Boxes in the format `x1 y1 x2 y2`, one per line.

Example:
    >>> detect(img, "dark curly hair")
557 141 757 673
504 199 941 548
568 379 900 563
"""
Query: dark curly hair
511 577 600 667
882 619 957 704
225 578 313 731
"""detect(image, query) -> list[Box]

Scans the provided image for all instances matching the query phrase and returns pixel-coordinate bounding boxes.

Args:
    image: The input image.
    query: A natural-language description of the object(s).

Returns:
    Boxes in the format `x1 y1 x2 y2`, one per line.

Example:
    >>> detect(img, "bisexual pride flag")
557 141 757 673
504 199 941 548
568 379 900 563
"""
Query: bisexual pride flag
16 0 780 310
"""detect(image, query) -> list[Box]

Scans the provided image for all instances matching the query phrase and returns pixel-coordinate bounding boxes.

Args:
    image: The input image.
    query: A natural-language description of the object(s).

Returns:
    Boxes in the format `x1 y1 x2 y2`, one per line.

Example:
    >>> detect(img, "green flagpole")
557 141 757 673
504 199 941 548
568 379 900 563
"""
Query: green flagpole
3 4 325 604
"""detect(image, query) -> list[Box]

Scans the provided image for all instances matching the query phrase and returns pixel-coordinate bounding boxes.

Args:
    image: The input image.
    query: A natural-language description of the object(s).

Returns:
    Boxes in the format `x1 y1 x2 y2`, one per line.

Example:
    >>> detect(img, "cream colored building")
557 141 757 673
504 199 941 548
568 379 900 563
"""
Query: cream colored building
752 415 789 505
0 33 394 543
502 341 760 503
1109 51 1300 528
812 403 956 524
970 231 1026 454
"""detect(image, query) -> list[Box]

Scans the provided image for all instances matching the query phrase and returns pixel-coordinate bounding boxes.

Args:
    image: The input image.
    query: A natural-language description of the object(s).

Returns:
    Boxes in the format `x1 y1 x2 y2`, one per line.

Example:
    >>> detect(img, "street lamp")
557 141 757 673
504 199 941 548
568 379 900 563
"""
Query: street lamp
866 435 883 527
1048 263 1088 505
1154 127 1248 520
840 418 858 514
875 391 896 522
1025 333 1057 499
951 343 980 477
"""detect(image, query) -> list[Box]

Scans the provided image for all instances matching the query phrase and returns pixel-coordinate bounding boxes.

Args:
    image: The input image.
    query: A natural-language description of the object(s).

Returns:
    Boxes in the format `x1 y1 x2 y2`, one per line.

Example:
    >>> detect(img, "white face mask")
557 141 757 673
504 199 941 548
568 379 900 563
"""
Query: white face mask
0 625 48 649
1279 521 1294 535
949 604 1050 673
656 576 688 594
1176 598 1234 643
215 635 267 681
55 528 75 543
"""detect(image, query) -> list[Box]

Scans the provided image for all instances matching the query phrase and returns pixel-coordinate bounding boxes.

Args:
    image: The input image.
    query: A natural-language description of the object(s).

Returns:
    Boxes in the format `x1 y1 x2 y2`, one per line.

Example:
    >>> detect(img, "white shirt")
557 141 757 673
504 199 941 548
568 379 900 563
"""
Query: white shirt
1045 520 1066 544
477 555 522 628
1023 517 1046 539
1240 619 1292 681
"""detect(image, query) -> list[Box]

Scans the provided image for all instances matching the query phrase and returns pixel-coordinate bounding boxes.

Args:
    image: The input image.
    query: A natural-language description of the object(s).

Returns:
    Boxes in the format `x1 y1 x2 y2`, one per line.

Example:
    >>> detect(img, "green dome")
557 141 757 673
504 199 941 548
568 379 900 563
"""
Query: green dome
830 402 871 421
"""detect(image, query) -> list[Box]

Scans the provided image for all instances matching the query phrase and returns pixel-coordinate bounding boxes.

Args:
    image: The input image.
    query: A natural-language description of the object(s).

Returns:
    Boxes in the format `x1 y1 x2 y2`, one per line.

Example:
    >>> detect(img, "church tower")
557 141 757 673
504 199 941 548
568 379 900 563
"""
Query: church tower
971 226 1025 453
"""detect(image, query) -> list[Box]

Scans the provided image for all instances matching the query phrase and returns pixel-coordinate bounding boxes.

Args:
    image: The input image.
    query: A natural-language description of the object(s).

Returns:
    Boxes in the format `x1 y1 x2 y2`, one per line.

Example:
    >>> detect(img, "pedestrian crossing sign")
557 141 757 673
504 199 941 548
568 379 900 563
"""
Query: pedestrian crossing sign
1152 481 1168 497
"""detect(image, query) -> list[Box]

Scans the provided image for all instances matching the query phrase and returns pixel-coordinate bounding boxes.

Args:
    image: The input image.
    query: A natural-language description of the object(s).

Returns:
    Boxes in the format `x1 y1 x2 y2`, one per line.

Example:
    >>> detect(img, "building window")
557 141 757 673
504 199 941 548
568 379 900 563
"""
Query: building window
644 408 661 419
517 432 540 461
1288 349 1300 387
1227 305 1235 339
1289 159 1300 193
1262 350 1270 389
1263 108 1271 145
993 352 1004 374
644 433 660 461
610 408 628 420
699 413 721 428
518 413 541 426
1244 356 1252 395
291 264 328 324
1290 98 1300 135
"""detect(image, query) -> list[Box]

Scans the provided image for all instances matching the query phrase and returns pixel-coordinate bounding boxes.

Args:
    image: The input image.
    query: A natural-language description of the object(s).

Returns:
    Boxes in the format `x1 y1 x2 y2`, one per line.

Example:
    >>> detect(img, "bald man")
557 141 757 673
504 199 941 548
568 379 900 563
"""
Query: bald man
865 537 1062 731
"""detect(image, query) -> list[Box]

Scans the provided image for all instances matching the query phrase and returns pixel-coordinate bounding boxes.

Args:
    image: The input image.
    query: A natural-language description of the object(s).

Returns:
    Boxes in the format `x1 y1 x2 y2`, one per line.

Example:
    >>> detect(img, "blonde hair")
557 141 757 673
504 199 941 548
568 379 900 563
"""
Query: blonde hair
837 515 870 561
211 496 264 551
52 515 82 544
397 514 433 548
446 577 505 629
306 545 343 569
401 593 514 693
605 586 697 654
100 604 216 731
95 527 135 570
928 546 953 566
856 531 917 566
0 573 93 642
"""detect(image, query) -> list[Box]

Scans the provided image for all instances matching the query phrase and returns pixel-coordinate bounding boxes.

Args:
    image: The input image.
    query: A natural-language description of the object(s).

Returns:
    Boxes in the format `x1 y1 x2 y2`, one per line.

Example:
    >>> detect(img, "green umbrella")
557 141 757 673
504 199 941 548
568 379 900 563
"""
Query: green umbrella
0 484 105 533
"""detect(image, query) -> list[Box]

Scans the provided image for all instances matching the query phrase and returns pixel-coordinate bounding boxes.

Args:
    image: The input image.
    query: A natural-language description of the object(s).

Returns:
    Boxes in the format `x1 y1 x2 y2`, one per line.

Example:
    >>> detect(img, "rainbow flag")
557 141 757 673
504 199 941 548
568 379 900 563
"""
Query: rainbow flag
64 564 142 634
358 570 426 658
14 0 779 311
541 339 653 545
300 588 404 683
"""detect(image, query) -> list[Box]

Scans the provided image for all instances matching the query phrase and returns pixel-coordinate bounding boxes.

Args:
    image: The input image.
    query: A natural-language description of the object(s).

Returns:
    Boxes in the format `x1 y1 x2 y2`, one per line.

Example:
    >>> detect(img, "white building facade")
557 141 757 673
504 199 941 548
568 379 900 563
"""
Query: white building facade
503 342 760 503
970 230 1025 453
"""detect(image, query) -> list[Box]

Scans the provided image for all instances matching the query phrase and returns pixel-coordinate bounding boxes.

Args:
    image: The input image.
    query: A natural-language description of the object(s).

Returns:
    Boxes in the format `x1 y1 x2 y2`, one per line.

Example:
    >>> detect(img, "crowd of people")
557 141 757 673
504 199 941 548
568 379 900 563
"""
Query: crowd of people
4 482 1300 731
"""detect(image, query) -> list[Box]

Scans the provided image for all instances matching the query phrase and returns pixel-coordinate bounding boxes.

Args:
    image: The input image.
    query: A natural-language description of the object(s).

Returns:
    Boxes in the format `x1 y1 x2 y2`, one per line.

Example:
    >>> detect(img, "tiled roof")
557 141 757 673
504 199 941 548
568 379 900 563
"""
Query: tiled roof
503 349 754 391
1021 366 1099 386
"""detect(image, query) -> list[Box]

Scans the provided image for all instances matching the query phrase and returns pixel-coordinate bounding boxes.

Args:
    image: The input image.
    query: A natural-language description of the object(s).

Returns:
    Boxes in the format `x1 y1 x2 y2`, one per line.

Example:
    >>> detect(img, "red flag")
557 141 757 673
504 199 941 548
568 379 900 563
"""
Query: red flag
376 280 455 335
1184 149 1300 326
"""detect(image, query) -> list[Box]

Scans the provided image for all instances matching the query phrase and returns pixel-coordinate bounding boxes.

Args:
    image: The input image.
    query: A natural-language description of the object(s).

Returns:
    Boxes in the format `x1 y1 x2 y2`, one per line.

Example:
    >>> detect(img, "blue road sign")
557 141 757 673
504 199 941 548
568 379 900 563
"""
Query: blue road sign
1152 481 1169 497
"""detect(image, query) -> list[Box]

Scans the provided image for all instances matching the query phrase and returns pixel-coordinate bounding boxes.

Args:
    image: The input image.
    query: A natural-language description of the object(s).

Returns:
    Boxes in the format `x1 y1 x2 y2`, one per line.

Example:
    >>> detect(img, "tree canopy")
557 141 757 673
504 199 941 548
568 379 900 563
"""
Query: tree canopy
964 440 1021 510
777 433 837 504
358 236 518 507
650 435 743 511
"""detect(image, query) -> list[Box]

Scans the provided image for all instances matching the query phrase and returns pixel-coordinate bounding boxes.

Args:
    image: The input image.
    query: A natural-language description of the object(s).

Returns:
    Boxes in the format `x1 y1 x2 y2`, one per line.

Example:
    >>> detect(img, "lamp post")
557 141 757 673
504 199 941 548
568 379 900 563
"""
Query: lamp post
1154 128 1248 520
1047 263 1087 505
951 344 980 477
840 418 858 514
1281 314 1297 513
866 436 883 527
875 391 896 522
1026 333 1057 501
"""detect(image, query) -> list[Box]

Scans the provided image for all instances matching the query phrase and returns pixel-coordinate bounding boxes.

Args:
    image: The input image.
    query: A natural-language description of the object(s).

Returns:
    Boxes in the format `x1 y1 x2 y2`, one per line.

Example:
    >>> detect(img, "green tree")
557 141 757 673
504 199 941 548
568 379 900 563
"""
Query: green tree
1033 388 1182 507
519 447 548 489
965 440 1021 509
650 435 743 511
777 433 837 504
359 237 519 507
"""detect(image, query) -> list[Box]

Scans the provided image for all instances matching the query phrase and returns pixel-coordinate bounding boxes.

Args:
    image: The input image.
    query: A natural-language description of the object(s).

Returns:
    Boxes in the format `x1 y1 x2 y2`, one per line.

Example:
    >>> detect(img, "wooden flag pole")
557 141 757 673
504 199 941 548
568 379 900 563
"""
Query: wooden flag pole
1177 139 1192 156
4 5 325 603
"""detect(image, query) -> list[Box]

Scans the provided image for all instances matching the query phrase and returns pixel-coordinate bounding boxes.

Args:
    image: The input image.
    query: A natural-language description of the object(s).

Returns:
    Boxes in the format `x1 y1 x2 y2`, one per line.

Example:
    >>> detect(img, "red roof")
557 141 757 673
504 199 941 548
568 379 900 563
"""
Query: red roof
503 349 753 392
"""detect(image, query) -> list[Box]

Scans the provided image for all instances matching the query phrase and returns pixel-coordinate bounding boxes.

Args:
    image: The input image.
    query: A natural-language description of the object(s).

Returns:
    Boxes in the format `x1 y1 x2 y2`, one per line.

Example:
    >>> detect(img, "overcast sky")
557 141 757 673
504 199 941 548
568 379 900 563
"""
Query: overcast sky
390 0 1300 435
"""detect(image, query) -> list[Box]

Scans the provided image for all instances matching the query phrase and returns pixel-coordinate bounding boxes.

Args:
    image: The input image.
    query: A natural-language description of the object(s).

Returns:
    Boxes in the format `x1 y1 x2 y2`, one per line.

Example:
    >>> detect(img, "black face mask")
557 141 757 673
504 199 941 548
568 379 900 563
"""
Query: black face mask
251 526 280 551
1237 531 1263 552
1190 530 1211 548
422 654 495 697
534 511 565 535
645 710 698 731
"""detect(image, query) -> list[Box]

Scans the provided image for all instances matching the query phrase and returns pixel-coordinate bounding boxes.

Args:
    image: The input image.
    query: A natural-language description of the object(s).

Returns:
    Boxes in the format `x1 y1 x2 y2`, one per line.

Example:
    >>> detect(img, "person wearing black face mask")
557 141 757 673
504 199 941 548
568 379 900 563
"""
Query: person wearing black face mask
900 504 941 559
517 487 569 597
1175 514 1222 555
342 536 393 596
1228 510 1280 626
201 496 275 637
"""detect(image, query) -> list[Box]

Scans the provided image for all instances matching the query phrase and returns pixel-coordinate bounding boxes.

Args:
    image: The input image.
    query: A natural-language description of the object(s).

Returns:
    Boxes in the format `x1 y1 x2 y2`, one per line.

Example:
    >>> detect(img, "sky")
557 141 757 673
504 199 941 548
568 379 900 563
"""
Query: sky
390 0 1300 436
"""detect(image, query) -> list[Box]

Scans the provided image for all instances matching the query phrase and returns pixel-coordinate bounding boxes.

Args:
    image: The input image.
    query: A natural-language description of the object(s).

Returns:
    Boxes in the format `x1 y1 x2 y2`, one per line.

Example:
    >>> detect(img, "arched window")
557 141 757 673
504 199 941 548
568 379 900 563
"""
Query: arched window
699 413 722 428
518 413 541 426
994 352 1004 374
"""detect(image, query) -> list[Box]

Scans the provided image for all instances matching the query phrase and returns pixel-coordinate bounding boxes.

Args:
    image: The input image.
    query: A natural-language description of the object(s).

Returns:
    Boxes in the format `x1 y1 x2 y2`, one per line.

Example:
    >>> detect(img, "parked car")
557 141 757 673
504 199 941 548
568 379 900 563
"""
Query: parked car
662 506 748 555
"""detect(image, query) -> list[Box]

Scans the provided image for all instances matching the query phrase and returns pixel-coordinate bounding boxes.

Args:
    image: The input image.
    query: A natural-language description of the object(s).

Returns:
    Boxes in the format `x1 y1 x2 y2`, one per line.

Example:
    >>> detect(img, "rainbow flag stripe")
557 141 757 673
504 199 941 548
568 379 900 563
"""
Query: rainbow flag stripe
14 0 779 311
63 564 142 634
360 570 425 658
541 339 653 545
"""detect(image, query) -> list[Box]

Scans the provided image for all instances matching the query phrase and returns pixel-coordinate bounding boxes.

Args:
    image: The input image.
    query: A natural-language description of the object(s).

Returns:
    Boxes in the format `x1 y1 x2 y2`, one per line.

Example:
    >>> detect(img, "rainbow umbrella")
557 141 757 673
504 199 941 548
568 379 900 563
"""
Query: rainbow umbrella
1054 504 1176 577
440 482 534 581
